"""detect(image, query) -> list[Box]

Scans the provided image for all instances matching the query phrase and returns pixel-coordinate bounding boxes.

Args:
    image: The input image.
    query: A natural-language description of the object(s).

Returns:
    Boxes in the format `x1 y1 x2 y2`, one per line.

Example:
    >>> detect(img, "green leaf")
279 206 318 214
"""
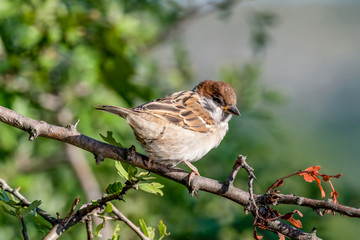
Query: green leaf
30 213 52 230
139 218 148 236
110 224 121 240
0 205 17 217
115 161 138 181
106 181 123 195
28 200 42 211
136 171 151 177
95 221 105 237
148 227 155 240
0 190 10 202
115 161 129 180
136 171 156 181
100 131 123 147
139 219 155 240
22 199 42 216
104 202 113 213
125 164 138 180
158 219 170 240
138 182 164 196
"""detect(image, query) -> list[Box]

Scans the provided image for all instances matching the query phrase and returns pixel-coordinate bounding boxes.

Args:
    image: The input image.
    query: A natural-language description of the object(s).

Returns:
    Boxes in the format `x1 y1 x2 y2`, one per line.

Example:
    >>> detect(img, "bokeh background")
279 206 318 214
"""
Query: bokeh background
1 0 359 239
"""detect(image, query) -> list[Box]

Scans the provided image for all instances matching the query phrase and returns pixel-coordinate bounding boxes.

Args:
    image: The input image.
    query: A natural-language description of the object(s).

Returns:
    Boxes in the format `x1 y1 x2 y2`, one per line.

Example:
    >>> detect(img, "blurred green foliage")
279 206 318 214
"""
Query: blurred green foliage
0 0 357 239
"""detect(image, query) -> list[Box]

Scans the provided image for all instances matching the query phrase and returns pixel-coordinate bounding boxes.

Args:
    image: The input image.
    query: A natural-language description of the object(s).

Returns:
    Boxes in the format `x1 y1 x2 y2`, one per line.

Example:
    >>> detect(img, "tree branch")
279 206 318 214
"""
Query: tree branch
1 105 359 239
111 203 150 240
43 180 134 240
0 178 57 225
85 218 94 240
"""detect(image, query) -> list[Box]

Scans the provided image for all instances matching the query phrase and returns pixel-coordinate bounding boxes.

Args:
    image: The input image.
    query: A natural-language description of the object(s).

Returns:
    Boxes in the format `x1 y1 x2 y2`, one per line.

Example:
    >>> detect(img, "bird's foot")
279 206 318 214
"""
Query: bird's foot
183 160 200 196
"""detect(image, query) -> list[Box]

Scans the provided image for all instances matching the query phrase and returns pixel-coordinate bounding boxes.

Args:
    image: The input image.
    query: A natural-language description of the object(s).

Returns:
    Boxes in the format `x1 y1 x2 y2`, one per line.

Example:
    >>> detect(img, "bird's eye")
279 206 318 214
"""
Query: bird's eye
214 97 222 105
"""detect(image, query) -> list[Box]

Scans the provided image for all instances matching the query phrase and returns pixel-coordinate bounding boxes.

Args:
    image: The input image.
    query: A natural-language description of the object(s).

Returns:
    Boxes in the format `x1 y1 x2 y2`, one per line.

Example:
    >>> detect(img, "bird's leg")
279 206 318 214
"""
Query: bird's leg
182 160 200 191
183 160 200 176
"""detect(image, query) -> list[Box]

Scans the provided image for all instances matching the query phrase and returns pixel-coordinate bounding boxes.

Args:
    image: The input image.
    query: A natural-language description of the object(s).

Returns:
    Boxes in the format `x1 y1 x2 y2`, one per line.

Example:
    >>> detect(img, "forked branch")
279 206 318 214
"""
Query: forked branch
0 106 359 239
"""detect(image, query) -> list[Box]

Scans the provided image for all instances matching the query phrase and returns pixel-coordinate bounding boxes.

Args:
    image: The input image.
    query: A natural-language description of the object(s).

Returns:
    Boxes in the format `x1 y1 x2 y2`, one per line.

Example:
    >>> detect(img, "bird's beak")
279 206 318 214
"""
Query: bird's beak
223 105 241 116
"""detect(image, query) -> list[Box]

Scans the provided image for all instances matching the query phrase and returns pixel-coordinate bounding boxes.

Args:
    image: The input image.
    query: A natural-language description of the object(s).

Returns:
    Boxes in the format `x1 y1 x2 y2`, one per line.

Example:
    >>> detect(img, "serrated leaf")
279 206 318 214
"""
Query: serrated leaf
1 205 17 217
0 190 10 202
138 182 164 196
148 227 155 240
158 219 170 240
28 200 42 211
139 219 155 239
30 213 52 230
115 161 129 180
99 131 123 147
136 171 156 181
139 219 148 236
106 181 123 194
125 164 138 180
95 222 105 237
110 224 121 240
136 171 151 177
104 203 113 213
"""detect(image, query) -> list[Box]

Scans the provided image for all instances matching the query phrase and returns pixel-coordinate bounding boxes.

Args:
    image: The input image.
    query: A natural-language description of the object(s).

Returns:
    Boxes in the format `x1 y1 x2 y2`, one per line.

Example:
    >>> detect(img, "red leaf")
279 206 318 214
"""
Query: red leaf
288 216 303 229
315 177 326 198
298 166 321 182
322 175 330 182
280 210 303 229
274 180 284 188
257 223 267 230
293 209 303 217
299 172 316 182
328 180 339 204
298 166 326 197
278 233 285 240
254 228 263 240
305 166 322 172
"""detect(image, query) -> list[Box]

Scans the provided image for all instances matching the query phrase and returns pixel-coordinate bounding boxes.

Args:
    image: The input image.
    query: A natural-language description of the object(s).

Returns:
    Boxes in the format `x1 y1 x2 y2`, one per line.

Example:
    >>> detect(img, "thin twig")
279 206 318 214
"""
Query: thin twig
43 181 136 239
225 155 244 185
66 197 81 219
111 203 150 240
85 218 94 240
0 177 57 225
20 214 29 240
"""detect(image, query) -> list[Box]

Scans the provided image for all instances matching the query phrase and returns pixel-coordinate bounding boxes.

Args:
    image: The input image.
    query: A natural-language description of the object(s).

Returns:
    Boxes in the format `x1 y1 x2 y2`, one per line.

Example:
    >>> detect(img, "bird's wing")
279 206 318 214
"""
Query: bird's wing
134 91 214 133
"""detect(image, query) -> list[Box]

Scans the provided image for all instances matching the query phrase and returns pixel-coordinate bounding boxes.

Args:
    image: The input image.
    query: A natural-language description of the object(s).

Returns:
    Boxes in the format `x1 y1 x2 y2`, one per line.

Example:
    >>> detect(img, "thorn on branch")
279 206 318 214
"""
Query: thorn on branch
94 154 104 165
126 145 137 162
65 120 81 133
310 227 318 239
29 128 39 141
314 208 324 216
74 119 80 128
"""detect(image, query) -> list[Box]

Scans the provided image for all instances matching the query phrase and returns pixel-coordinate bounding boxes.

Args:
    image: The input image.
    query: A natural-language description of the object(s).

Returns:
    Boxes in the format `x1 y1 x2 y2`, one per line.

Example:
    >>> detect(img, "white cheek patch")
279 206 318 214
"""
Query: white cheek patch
199 97 231 124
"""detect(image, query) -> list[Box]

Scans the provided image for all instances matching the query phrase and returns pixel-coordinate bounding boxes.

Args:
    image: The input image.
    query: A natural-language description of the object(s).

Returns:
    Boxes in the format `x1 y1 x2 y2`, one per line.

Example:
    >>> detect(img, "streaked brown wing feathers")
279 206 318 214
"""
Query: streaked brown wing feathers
134 90 213 133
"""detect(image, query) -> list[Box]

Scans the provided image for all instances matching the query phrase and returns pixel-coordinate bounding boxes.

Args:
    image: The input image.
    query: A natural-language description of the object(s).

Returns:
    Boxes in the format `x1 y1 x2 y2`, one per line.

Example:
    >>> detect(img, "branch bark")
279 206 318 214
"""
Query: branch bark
1 105 359 239
0 178 57 225
111 203 150 240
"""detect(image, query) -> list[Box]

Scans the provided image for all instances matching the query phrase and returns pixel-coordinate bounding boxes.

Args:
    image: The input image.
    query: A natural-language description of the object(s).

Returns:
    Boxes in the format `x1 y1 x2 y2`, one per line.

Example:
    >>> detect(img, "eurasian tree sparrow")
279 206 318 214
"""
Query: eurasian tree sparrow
96 80 240 176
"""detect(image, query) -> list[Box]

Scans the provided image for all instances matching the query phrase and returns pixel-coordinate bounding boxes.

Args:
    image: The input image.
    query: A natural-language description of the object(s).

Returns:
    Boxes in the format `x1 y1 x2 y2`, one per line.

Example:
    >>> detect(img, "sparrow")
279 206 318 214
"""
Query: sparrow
95 80 240 177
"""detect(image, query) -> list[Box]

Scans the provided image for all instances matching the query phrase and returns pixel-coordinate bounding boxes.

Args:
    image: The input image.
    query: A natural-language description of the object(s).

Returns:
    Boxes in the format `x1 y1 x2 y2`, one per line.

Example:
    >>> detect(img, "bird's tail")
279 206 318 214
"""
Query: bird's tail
94 105 132 119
